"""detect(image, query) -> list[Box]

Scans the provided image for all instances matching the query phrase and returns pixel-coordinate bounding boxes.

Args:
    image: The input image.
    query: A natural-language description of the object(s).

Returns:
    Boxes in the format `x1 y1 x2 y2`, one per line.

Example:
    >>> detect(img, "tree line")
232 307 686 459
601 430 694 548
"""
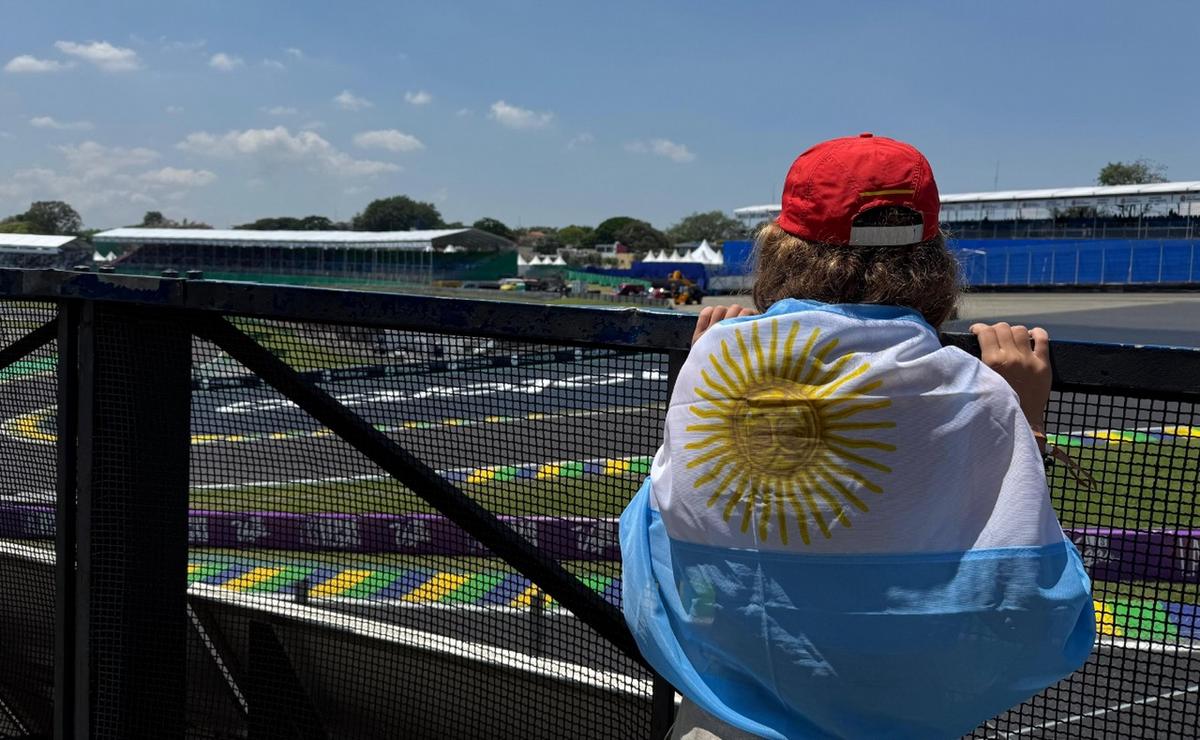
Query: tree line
0 195 749 252
0 159 1173 244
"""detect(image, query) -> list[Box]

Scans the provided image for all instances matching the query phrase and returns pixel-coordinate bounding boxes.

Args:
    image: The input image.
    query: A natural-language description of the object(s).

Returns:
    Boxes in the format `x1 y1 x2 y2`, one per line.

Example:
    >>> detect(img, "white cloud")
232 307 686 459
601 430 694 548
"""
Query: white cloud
334 90 373 111
59 141 158 175
626 138 696 163
208 52 244 71
567 132 595 150
455 108 472 117
261 106 298 116
285 47 304 59
301 120 325 131
165 105 184 114
488 100 553 130
0 141 212 225
404 90 432 106
4 55 74 73
30 116 93 131
353 129 425 153
262 58 286 70
161 38 207 52
139 167 217 187
177 126 398 177
54 40 141 71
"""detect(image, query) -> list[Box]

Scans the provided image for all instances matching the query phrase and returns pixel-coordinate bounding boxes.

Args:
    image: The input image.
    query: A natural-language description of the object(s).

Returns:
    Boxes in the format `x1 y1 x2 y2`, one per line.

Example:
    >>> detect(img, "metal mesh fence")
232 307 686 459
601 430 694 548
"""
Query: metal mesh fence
969 391 1199 738
0 300 57 737
0 288 1195 738
184 318 664 738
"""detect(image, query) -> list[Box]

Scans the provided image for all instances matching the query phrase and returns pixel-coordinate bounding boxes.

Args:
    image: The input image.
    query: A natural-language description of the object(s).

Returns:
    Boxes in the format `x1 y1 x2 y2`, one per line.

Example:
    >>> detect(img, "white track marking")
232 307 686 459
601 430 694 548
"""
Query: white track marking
992 683 1199 737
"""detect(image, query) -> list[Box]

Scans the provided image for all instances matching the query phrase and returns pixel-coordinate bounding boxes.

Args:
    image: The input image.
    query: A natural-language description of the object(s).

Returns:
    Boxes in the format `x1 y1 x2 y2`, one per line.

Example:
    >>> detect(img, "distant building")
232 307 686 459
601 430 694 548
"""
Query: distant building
735 180 1200 239
0 234 89 268
593 243 634 269
91 227 516 284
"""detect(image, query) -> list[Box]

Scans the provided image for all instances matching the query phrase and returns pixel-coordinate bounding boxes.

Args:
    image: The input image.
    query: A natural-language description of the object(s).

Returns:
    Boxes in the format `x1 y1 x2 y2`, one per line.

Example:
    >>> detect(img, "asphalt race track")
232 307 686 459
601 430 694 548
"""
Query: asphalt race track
0 355 670 495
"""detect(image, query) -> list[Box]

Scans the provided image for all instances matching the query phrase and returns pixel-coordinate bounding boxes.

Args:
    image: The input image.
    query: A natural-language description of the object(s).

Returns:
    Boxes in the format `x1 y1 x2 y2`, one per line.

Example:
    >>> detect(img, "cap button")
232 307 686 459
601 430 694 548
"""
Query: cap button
859 132 874 138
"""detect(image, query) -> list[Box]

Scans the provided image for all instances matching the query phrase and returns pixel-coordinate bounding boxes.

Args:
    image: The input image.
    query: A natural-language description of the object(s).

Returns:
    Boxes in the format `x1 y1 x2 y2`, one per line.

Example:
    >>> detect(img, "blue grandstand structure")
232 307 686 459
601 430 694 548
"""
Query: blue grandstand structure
727 180 1200 289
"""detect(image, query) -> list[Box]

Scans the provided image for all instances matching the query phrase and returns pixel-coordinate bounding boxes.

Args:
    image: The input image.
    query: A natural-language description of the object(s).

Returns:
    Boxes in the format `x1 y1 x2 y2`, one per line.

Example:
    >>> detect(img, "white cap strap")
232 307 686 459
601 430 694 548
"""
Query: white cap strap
848 223 924 247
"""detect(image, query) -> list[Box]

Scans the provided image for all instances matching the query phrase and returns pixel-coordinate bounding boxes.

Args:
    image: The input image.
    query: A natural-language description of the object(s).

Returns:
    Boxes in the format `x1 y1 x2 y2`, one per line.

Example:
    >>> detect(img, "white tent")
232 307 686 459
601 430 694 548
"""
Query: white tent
667 249 684 261
516 254 531 266
92 250 117 263
642 250 661 263
550 254 566 266
688 239 724 266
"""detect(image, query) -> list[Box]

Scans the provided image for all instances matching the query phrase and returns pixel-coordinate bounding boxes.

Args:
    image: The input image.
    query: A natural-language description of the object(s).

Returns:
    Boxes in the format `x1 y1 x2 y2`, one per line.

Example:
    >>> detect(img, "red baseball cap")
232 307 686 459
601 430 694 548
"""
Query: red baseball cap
777 133 940 246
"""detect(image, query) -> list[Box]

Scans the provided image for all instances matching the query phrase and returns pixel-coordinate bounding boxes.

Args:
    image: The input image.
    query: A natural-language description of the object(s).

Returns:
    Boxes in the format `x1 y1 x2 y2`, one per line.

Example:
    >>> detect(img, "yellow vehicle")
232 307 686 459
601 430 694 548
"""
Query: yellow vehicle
652 271 705 305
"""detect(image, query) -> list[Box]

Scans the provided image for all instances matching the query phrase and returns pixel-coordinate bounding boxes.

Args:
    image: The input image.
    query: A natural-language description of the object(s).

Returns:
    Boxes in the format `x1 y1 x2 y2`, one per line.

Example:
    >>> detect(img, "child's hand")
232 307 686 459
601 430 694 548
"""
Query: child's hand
969 322 1051 447
693 304 756 345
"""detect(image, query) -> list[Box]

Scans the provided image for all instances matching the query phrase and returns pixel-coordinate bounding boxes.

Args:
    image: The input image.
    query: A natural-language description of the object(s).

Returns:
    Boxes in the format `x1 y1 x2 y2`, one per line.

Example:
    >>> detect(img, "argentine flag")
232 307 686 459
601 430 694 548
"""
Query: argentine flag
621 299 1094 739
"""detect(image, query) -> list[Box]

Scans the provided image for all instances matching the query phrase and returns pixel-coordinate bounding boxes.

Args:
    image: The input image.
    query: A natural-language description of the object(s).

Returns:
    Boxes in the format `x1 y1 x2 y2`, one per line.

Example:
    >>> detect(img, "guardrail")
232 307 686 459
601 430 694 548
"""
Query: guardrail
0 268 1195 739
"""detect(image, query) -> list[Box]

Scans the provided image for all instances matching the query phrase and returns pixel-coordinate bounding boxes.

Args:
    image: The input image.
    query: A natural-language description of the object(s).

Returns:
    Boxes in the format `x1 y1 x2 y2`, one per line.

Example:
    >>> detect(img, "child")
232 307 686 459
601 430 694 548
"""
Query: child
620 134 1094 739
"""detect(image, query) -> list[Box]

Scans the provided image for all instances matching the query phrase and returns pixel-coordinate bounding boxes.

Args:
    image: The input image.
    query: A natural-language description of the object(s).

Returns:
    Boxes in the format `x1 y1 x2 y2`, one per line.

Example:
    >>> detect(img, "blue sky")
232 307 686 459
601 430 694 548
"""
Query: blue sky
2 0 1197 230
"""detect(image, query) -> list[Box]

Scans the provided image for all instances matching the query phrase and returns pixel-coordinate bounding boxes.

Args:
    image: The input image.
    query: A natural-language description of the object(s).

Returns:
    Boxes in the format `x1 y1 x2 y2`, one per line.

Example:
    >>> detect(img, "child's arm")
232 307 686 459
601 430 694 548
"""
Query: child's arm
692 304 756 345
969 322 1052 452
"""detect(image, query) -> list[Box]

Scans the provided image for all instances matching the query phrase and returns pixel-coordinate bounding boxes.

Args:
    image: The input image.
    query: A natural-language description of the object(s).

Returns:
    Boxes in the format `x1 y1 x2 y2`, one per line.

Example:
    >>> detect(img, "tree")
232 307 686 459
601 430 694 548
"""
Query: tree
21 201 82 235
1097 159 1168 186
667 210 744 244
353 195 444 231
235 215 336 230
141 210 168 227
592 216 638 246
614 220 671 254
556 224 594 248
0 220 33 234
136 211 211 229
471 217 514 240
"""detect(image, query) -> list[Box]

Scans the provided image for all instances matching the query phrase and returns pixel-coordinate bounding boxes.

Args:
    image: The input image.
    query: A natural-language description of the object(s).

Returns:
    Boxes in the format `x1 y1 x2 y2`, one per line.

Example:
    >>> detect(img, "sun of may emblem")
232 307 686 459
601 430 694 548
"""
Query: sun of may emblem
684 318 895 546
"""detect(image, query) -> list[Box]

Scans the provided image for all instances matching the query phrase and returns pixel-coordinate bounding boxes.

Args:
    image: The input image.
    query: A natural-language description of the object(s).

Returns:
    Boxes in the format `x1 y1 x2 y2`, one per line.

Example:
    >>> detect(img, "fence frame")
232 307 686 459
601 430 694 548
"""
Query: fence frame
0 268 1197 738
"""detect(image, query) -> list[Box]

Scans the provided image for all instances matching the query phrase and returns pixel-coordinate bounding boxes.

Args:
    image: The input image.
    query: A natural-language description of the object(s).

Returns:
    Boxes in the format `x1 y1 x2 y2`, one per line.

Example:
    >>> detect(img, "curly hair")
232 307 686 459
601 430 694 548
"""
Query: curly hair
750 207 960 327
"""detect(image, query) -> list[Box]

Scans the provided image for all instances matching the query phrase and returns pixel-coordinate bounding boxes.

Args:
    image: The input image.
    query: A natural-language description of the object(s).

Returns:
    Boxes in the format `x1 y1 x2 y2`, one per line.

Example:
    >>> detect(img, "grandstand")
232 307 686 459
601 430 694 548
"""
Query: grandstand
92 227 517 285
733 181 1200 287
0 233 90 269
735 180 1200 240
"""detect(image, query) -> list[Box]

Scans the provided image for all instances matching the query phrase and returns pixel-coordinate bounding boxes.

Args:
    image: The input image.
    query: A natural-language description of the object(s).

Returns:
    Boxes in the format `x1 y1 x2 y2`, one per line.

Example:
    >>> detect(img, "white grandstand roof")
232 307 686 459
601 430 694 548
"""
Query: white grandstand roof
93 227 509 249
735 180 1200 216
941 181 1200 204
0 234 78 250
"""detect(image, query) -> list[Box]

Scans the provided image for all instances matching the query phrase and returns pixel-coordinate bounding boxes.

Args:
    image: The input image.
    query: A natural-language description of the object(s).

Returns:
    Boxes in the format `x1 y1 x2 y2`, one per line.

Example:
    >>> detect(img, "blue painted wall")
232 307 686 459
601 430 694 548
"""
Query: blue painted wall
581 238 1199 291
951 239 1199 286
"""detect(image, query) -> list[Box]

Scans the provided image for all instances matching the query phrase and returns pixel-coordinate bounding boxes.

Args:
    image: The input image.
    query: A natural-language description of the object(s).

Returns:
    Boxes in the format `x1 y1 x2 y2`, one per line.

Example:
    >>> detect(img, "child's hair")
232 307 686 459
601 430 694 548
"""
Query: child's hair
750 206 960 327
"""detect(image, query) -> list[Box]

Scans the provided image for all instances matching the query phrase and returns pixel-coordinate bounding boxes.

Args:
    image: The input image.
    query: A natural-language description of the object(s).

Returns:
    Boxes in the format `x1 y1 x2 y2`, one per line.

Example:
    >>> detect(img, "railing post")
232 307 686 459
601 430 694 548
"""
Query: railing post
58 302 193 739
54 301 81 740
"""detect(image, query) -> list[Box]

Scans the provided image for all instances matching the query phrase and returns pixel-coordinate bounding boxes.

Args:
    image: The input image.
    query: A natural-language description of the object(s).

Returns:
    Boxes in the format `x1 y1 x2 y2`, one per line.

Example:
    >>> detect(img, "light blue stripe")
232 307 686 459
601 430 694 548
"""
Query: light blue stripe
722 298 937 335
621 480 1094 740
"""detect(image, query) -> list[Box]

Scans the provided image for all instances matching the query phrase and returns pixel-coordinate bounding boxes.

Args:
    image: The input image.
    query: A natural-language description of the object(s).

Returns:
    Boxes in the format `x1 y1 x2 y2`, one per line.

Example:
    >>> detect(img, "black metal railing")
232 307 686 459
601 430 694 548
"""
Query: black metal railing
0 268 1195 739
